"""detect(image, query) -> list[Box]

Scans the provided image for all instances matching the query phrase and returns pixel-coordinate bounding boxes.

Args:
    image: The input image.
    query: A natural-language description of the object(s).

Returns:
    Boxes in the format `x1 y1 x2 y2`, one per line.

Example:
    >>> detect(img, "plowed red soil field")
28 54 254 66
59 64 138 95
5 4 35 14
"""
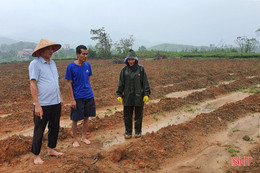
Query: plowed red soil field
0 58 260 172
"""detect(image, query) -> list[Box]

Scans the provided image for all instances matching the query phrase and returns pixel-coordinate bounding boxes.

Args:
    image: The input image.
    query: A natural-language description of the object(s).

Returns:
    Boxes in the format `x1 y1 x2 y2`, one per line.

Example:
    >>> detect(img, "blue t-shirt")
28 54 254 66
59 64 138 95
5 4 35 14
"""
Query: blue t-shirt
65 62 94 99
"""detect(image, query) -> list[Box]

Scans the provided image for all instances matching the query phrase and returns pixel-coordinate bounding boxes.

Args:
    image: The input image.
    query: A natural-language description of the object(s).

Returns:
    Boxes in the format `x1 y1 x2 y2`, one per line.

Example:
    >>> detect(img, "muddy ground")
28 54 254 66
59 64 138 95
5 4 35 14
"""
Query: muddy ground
0 58 260 172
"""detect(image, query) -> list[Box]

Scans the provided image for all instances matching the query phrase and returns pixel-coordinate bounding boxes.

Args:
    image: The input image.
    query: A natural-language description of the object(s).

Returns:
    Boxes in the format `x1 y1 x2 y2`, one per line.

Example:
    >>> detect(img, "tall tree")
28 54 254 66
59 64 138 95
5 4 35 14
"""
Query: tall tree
114 35 135 54
235 36 259 53
90 27 112 58
138 45 147 52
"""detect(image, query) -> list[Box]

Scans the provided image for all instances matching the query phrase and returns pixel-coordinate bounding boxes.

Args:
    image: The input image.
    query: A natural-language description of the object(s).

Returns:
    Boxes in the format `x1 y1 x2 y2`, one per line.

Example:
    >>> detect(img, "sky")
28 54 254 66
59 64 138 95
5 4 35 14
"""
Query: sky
0 0 260 48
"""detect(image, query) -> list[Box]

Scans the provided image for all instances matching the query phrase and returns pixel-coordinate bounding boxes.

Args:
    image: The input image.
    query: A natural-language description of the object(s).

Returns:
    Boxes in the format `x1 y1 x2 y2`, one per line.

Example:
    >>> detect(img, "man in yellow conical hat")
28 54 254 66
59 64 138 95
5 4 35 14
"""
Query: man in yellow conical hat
29 38 64 164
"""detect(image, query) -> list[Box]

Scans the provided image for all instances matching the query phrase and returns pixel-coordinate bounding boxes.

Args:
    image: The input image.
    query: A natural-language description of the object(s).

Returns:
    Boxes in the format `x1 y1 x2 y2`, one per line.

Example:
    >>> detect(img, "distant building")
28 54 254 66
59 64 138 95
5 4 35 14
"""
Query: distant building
17 49 33 59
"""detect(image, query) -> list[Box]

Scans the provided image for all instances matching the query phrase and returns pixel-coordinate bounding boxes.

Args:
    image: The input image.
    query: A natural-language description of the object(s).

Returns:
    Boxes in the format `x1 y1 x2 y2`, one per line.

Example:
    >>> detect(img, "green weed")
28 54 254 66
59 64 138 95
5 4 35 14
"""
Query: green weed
227 145 240 156
242 135 252 141
247 84 260 94
238 85 247 92
157 94 166 98
184 105 199 112
106 108 113 114
192 100 199 105
100 133 105 138
153 113 159 121
231 127 240 132
250 88 260 94
3 103 12 107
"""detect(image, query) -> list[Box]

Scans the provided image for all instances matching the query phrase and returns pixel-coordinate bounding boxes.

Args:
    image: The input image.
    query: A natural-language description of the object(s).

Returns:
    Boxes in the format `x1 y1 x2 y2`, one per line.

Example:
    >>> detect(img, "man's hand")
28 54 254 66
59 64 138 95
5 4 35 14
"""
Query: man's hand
117 97 122 103
61 98 65 110
71 100 76 109
60 93 65 110
35 104 43 119
143 96 149 104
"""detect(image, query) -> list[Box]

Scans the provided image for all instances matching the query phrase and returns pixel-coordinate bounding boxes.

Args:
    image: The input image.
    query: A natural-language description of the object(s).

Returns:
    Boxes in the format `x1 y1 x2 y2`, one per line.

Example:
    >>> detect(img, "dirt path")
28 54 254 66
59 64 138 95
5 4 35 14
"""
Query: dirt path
0 113 11 118
160 113 260 172
142 91 251 133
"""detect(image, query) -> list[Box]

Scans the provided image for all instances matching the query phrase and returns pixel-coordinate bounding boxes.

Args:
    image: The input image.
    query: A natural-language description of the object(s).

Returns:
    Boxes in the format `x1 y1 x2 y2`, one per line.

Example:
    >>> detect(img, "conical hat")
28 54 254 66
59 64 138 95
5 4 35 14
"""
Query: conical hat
32 38 61 57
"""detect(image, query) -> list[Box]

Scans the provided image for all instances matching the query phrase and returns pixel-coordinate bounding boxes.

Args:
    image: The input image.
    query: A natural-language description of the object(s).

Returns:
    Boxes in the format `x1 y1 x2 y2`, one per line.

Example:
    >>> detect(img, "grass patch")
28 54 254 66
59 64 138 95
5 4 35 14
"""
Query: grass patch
100 133 105 138
3 103 12 107
184 105 199 112
248 84 260 94
105 108 113 114
227 145 240 156
195 165 200 169
153 113 159 121
237 85 247 92
231 127 240 132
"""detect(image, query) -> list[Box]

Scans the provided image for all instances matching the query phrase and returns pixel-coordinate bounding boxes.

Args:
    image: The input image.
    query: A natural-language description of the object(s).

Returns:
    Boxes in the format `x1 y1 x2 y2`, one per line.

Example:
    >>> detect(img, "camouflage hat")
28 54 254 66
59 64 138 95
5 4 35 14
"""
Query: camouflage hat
124 49 138 63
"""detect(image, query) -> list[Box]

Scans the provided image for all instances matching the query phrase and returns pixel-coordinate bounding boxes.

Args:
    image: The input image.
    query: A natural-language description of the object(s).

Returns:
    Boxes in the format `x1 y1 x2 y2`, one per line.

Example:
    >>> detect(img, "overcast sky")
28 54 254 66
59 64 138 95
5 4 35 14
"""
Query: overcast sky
0 0 260 48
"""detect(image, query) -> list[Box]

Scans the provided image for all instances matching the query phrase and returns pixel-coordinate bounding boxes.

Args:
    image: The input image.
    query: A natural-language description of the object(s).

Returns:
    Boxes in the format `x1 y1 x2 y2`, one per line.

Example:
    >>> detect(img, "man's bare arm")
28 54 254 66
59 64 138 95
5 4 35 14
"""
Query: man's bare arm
30 79 43 119
66 80 76 109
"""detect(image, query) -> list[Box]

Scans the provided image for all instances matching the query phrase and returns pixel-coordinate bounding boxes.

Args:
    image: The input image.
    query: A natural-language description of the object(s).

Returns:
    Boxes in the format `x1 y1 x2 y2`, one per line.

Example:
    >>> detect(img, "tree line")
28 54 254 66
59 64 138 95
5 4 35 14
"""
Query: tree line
0 27 259 63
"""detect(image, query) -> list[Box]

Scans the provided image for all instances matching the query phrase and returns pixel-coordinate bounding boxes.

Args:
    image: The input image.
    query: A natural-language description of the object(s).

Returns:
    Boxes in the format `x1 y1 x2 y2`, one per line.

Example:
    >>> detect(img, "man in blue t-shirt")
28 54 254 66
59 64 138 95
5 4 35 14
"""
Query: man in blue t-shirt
65 45 96 147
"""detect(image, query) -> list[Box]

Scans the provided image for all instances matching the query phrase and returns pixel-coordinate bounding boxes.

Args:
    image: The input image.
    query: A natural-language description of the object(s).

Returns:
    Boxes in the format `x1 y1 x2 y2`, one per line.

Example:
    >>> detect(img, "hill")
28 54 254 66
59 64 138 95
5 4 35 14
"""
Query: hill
148 43 210 52
0 36 18 45
0 41 37 52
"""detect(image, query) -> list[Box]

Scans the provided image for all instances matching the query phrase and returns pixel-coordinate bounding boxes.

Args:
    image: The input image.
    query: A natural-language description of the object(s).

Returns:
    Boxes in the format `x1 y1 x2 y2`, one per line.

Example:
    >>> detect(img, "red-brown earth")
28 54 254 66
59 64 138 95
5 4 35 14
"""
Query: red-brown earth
0 58 260 172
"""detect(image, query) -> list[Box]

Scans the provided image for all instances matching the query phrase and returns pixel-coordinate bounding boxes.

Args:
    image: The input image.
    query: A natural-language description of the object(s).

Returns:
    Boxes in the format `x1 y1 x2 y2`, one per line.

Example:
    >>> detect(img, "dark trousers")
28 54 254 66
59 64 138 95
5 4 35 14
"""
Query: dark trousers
124 106 143 135
31 103 61 155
